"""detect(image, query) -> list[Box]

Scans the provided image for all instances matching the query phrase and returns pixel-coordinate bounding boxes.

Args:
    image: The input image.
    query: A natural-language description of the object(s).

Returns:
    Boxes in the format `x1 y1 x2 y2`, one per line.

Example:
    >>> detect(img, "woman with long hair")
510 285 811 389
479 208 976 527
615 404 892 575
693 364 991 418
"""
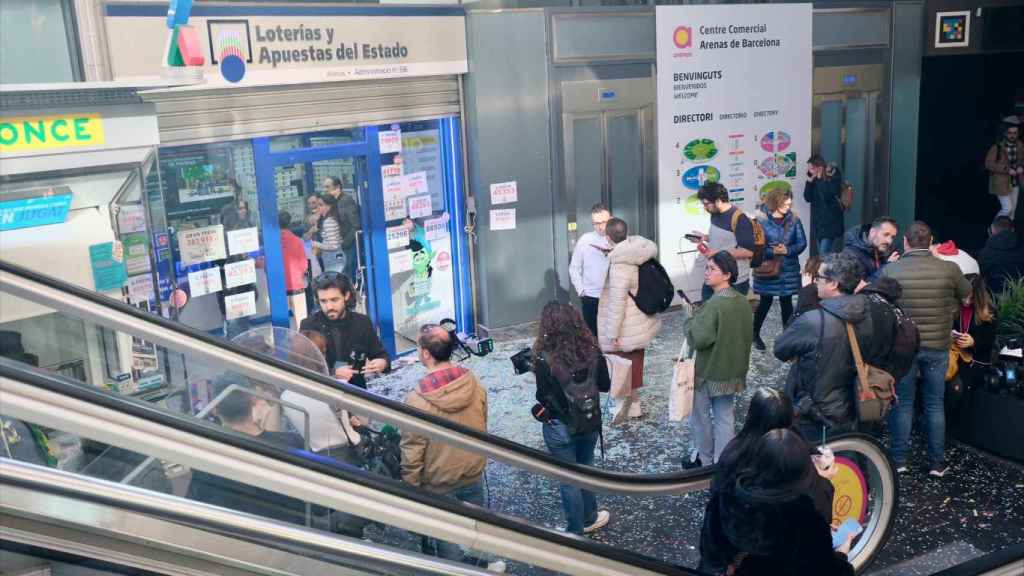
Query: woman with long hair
948 273 998 427
716 429 855 575
752 188 807 350
532 301 611 535
312 194 347 274
700 390 837 574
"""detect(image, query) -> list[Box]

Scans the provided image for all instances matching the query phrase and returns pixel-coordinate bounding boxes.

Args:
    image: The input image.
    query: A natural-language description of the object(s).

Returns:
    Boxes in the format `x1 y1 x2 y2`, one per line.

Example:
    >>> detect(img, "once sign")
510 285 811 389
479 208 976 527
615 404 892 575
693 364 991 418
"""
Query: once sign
0 114 105 153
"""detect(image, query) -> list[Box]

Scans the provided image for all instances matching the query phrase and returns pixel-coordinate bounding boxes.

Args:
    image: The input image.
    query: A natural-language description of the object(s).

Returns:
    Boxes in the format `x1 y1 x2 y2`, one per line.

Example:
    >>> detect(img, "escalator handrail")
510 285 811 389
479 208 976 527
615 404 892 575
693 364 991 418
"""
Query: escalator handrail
1 258 716 495
0 357 897 574
0 363 701 576
0 459 494 576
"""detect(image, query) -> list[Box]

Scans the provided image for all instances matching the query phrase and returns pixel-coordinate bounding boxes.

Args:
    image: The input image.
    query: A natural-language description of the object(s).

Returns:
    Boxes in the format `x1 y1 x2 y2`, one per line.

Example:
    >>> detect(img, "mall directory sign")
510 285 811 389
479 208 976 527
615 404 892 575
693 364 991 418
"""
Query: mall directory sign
655 4 812 297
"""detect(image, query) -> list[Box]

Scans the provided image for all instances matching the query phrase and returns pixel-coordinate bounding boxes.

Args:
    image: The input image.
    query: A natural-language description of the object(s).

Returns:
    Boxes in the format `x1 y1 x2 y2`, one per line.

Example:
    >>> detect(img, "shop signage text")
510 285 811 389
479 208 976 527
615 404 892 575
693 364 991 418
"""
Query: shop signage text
0 114 105 153
0 194 73 231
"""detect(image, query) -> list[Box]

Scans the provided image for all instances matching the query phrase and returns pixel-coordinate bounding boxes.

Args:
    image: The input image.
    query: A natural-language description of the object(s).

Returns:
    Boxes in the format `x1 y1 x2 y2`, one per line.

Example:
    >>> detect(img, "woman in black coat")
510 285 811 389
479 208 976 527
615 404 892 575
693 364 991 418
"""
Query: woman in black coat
715 429 854 576
699 389 835 574
948 274 998 430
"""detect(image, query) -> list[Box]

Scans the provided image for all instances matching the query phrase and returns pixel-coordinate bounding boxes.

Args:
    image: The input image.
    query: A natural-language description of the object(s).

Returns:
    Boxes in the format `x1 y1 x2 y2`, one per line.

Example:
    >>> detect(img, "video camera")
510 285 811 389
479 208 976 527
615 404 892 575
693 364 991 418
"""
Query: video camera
510 347 533 375
982 337 1024 398
439 318 494 360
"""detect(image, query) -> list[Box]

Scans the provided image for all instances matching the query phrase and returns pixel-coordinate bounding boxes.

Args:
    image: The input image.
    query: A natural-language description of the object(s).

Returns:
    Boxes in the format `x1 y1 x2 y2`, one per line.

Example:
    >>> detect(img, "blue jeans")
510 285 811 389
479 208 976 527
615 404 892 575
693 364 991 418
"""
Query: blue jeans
817 236 838 255
690 386 736 465
701 280 749 303
889 347 949 469
542 421 598 534
422 479 485 562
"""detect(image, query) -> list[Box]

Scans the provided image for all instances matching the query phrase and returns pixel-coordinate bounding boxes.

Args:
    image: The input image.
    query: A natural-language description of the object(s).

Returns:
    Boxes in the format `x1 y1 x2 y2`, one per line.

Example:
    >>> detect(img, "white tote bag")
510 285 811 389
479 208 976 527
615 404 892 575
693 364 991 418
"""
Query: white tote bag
669 337 695 422
605 353 633 400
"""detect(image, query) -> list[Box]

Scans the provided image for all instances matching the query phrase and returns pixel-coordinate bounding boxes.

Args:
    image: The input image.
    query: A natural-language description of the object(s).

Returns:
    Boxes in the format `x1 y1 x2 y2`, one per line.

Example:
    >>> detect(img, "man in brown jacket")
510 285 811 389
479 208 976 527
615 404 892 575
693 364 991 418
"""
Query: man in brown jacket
401 325 503 571
985 117 1021 221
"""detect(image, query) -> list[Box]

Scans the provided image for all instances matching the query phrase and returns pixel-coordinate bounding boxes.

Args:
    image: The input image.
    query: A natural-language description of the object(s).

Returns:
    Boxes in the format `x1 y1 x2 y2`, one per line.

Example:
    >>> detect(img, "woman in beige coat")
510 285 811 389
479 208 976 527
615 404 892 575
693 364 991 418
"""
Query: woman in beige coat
597 218 662 418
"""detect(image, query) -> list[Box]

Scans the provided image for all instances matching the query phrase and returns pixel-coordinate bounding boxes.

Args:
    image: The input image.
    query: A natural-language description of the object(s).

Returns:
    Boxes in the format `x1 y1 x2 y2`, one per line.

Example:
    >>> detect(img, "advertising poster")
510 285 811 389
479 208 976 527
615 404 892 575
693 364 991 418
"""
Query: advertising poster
655 4 812 298
389 222 456 341
408 195 433 219
379 130 402 154
227 226 260 255
224 259 257 289
188 266 223 297
89 242 127 292
224 291 257 320
489 208 516 231
401 129 444 208
179 225 227 265
127 274 155 305
123 233 151 275
117 204 147 233
386 225 411 250
489 181 518 205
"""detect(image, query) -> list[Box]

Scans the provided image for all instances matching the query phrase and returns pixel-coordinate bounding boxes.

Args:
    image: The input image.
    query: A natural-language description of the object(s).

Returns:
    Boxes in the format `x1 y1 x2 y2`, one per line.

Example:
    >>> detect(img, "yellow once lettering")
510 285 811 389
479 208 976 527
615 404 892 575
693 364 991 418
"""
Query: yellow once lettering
0 113 104 153
50 119 69 141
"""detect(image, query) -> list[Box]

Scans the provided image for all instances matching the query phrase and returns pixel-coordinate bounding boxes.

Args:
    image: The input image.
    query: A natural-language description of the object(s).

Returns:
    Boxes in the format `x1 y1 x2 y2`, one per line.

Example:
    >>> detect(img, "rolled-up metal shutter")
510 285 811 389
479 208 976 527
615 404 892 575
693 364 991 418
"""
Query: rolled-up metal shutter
141 76 460 146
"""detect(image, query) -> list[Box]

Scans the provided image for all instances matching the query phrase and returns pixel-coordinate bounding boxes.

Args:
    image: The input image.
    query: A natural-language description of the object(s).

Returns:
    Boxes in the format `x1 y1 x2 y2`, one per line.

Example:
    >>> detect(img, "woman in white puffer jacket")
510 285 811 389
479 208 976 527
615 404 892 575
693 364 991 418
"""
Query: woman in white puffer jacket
597 218 662 418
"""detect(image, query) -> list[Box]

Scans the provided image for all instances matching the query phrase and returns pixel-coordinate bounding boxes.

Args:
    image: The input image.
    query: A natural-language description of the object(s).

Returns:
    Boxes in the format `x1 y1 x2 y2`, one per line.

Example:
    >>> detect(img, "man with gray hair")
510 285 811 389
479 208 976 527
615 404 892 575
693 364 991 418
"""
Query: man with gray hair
774 253 874 442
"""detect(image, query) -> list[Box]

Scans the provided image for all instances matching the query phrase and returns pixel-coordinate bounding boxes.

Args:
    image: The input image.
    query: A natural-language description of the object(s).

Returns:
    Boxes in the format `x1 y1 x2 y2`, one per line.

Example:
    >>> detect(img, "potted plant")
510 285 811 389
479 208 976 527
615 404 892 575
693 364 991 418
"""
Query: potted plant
995 277 1024 344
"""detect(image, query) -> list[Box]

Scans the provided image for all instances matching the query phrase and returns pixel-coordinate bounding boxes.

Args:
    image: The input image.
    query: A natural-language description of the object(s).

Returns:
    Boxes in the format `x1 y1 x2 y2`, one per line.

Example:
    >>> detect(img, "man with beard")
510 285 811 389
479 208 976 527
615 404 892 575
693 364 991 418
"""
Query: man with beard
985 116 1021 221
693 182 757 302
841 216 900 282
300 273 389 389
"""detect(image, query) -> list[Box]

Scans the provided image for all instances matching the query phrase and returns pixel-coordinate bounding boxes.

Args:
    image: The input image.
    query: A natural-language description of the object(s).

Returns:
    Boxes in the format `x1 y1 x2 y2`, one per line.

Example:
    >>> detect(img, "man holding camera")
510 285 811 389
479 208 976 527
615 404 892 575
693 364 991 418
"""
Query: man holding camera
401 325 503 570
299 273 389 389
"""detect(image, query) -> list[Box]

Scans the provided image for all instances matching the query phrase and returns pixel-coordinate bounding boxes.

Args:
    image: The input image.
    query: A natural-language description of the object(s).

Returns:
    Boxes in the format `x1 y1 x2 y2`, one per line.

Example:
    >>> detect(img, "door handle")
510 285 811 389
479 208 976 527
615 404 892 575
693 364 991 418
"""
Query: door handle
354 229 366 297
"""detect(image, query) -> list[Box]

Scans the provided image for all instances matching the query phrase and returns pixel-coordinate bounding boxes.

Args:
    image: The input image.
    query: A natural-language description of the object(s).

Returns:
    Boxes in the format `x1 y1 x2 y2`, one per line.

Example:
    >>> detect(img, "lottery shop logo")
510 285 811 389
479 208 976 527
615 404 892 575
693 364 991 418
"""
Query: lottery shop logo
672 26 694 58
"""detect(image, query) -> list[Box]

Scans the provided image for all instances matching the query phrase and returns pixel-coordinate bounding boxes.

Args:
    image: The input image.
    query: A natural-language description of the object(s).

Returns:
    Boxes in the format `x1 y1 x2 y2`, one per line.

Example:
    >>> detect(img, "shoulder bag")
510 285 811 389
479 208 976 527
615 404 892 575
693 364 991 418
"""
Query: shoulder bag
668 334 695 422
751 215 793 280
845 322 896 423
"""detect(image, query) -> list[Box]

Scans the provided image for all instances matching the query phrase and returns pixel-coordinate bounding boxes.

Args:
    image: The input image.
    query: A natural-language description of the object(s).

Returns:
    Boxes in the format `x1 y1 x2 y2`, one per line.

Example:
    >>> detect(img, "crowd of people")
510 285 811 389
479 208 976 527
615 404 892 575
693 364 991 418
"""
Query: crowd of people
183 139 1024 574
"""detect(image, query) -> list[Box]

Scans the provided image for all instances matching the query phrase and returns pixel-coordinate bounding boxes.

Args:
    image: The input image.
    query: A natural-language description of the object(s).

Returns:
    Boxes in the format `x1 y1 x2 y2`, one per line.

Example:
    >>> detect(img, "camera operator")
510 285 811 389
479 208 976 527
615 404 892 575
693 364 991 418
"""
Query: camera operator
300 272 389 389
400 325 504 571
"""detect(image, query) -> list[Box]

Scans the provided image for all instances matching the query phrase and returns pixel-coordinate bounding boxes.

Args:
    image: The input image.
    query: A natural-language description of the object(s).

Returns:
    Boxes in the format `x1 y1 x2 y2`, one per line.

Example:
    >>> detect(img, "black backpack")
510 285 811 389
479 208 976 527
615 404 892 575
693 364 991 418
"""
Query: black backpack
630 258 675 315
547 357 602 436
887 304 921 381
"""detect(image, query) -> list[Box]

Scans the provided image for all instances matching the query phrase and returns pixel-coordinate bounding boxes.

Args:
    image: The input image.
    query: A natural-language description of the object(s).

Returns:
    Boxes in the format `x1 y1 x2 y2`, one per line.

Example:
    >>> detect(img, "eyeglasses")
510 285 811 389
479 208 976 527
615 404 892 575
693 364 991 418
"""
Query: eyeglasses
813 273 832 283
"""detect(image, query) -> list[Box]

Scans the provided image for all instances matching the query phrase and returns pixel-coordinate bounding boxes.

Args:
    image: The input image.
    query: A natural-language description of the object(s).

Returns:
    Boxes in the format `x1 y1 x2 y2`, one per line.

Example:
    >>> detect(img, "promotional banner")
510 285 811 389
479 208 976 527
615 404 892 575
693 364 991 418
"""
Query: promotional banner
656 4 812 298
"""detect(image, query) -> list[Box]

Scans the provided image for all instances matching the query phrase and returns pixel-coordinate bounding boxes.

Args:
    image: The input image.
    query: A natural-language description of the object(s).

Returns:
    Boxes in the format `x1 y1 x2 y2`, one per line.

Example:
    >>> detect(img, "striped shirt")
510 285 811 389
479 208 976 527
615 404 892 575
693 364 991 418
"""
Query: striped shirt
313 216 341 251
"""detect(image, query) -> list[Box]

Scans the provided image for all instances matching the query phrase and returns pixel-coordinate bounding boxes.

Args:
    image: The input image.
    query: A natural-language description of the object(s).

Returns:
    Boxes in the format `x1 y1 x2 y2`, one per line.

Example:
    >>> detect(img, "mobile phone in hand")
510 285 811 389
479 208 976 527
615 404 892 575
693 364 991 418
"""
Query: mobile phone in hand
676 289 692 305
684 233 703 243
832 519 862 550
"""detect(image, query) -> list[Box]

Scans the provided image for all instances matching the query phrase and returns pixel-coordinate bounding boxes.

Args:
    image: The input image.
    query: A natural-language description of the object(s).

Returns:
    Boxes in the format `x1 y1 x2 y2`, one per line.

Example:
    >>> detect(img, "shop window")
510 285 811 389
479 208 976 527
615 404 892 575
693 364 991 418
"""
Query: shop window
0 0 79 83
146 141 269 336
268 129 365 152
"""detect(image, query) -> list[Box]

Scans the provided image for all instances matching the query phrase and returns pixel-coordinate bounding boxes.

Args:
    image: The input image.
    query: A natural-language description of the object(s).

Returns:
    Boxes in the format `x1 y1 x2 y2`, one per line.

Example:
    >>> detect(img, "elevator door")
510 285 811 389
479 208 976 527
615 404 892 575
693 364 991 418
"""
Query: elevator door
812 64 888 235
562 78 655 257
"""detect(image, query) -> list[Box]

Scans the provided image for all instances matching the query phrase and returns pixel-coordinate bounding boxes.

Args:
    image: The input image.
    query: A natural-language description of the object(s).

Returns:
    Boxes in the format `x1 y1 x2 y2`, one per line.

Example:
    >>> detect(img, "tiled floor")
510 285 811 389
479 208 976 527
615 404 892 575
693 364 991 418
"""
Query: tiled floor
368 303 1024 575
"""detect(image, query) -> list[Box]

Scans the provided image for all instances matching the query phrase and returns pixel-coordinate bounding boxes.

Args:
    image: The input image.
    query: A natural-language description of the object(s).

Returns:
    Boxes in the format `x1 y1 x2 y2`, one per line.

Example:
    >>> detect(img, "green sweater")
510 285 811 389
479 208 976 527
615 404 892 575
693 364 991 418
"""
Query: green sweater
686 287 753 396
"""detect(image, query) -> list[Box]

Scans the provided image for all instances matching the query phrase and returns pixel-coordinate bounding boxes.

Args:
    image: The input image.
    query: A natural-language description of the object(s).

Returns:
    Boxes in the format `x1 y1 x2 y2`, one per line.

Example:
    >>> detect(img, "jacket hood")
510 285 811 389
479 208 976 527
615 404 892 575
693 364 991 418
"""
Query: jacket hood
609 236 658 266
860 277 902 302
987 231 1022 252
844 224 873 253
821 293 868 322
719 475 819 557
415 371 482 413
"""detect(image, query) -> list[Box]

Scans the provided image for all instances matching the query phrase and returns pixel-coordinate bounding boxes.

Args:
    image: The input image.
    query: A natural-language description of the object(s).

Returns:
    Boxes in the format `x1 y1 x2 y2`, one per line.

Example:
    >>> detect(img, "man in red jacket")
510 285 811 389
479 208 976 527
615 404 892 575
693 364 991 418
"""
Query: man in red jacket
279 211 309 328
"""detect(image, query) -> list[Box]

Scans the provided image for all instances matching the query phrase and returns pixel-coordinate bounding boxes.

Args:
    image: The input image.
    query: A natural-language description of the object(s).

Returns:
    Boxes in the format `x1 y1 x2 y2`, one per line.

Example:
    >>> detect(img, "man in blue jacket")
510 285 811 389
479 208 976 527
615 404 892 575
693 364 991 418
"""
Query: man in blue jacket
841 216 900 283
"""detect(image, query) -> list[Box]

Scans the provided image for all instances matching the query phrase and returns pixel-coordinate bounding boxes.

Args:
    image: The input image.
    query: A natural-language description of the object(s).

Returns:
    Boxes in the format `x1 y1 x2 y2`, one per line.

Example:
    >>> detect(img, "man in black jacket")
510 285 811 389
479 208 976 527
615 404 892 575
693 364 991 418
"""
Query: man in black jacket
299 273 389 389
774 253 887 441
804 155 845 255
841 216 900 282
979 216 1024 296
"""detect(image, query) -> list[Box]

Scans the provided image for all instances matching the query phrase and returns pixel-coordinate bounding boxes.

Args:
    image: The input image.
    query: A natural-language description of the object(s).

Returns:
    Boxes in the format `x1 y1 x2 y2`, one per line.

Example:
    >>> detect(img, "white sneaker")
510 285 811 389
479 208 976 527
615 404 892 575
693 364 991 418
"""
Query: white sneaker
628 399 642 418
583 510 611 533
487 560 507 573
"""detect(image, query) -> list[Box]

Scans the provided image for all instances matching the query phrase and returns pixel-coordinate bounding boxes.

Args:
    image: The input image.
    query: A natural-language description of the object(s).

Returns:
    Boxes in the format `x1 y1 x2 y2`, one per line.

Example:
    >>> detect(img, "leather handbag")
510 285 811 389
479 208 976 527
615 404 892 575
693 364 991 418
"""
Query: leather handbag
845 322 896 423
751 216 793 280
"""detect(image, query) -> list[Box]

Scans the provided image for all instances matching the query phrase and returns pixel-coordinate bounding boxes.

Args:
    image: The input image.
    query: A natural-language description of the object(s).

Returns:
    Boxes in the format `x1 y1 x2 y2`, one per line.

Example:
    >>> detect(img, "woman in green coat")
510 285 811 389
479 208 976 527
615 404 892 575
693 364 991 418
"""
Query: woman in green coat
685 251 754 468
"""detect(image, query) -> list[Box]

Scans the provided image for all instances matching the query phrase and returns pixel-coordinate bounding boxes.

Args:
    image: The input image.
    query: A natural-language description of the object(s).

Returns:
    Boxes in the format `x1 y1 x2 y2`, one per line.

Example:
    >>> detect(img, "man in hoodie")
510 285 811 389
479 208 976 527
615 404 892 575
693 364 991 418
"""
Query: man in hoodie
774 253 876 442
400 325 501 570
979 216 1024 296
841 216 900 282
